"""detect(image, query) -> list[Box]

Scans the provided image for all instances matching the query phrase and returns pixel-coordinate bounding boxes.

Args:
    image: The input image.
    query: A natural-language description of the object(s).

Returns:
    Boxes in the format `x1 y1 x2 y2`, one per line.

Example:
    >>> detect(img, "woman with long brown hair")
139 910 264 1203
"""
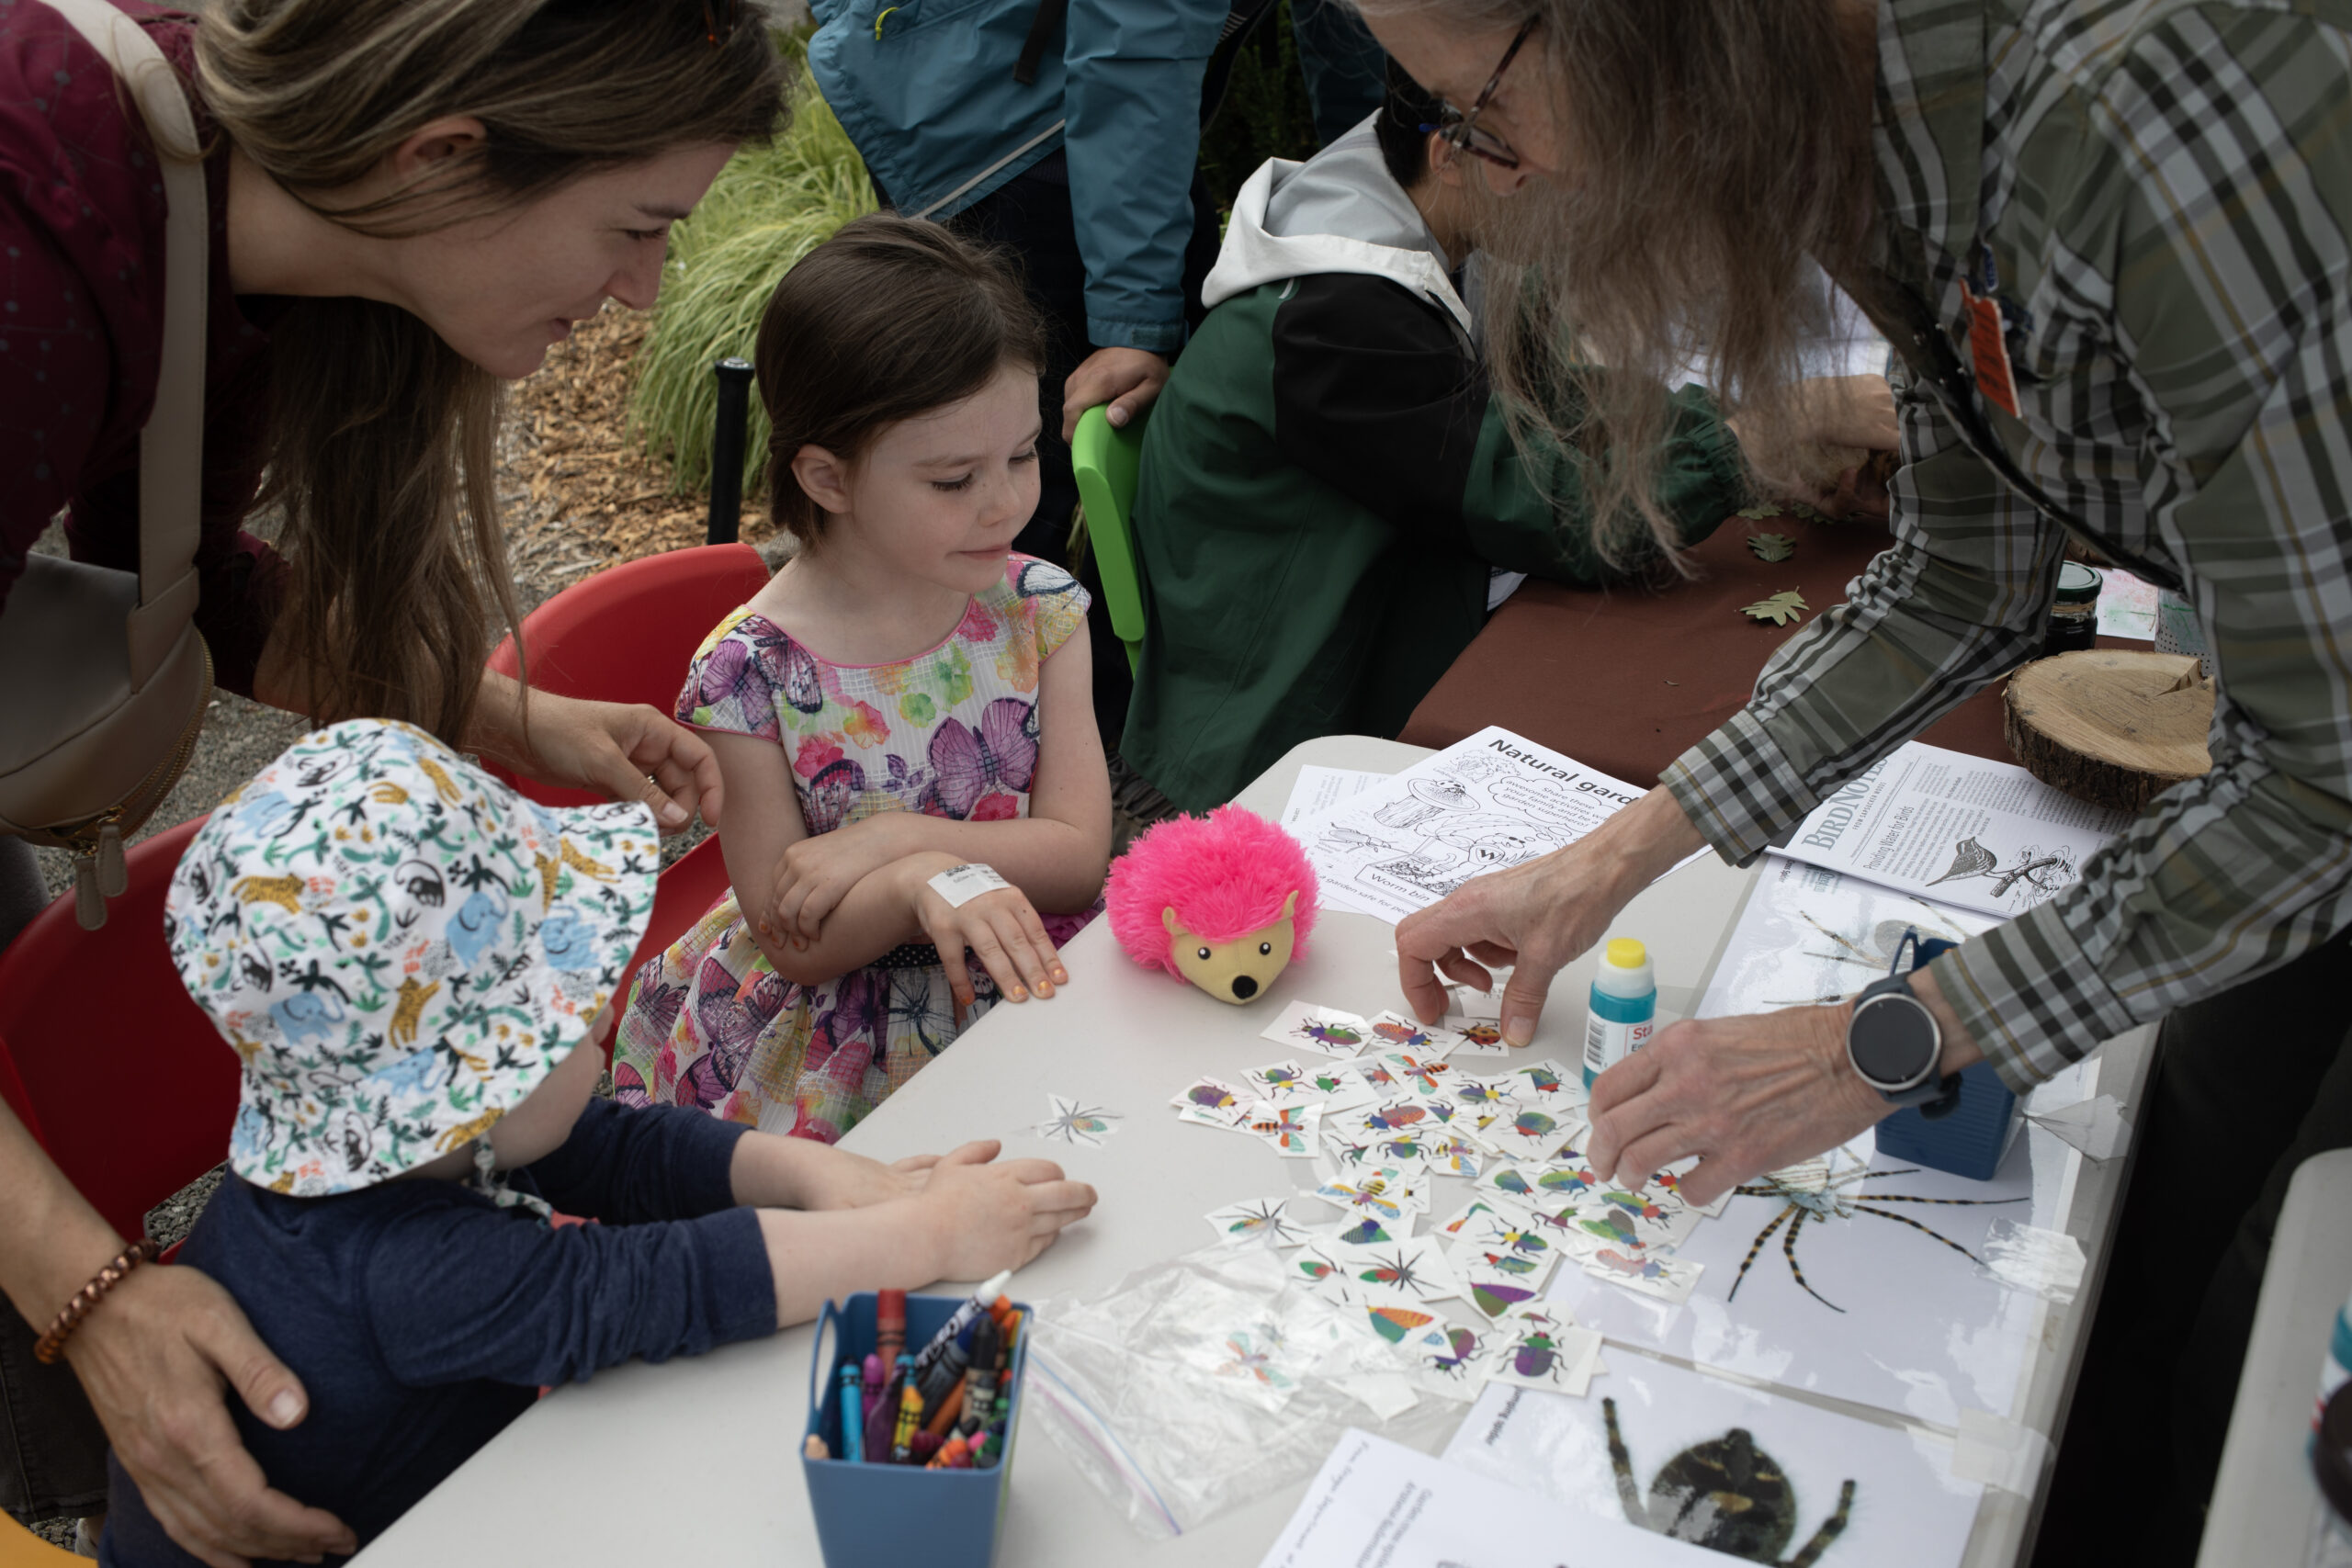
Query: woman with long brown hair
0 3 783 1560
1363 4 2352 1558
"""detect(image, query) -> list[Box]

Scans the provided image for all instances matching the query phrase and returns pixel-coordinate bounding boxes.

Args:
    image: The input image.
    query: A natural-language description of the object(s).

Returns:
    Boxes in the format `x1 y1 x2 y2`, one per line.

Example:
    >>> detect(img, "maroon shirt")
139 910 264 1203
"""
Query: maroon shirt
1 0 284 696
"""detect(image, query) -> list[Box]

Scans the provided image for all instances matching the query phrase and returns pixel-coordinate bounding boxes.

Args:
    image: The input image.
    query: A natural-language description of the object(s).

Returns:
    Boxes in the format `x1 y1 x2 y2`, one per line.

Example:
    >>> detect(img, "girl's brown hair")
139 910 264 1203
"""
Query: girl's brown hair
1352 0 1876 570
754 214 1047 545
195 0 786 742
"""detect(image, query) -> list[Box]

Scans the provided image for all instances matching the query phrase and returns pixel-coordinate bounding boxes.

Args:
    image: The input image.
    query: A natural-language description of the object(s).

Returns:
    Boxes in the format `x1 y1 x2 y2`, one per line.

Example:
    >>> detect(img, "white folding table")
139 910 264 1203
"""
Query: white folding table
355 734 2154 1567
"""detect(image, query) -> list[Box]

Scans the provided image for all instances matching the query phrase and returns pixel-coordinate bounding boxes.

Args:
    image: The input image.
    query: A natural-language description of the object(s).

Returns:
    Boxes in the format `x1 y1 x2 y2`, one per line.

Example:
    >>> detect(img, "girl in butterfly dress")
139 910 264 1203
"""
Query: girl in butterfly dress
614 215 1113 1141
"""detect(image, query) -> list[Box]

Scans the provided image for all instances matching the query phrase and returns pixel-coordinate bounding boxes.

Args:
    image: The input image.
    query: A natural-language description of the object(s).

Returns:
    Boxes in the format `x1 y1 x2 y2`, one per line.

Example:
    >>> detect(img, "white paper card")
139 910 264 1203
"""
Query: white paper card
925 862 1012 908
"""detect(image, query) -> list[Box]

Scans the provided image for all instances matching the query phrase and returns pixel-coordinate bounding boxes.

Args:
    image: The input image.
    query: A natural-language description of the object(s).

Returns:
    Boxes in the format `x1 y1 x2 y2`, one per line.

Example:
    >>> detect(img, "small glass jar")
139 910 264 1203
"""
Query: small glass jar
2041 561 2101 657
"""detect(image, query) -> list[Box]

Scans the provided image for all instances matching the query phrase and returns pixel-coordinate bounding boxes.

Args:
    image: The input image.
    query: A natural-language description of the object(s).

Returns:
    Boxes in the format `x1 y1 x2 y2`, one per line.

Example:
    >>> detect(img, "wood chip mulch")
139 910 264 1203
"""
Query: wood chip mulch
500 301 778 607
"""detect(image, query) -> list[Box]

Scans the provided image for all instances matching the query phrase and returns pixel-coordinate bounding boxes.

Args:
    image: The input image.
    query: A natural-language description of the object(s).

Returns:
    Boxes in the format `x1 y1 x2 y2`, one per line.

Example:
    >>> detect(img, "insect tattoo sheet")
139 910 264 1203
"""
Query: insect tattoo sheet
1772 740 2132 919
1295 727 1674 924
1442 1353 1984 1568
1260 1428 1717 1568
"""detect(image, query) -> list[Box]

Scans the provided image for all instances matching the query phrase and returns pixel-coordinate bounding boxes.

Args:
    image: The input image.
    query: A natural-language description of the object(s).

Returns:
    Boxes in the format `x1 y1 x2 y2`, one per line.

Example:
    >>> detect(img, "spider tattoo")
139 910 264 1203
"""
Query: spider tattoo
1728 1155 2027 1313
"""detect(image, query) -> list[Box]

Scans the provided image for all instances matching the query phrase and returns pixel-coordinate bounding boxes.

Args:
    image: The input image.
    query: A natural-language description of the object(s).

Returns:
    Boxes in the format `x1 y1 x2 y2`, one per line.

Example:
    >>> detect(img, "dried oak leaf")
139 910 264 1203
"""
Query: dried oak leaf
1741 589 1809 626
1747 532 1795 563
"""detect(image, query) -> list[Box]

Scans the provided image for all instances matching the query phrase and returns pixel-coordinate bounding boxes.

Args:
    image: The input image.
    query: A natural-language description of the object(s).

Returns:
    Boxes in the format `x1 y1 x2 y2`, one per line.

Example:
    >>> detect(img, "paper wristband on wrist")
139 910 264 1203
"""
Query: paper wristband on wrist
927 863 1013 908
36 1236 162 1364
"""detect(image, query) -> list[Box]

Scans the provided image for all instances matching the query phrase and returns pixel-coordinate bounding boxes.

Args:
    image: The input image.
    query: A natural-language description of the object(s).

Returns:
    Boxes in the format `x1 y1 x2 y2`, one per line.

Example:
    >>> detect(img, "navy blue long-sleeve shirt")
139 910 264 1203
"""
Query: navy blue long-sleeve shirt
101 1100 772 1566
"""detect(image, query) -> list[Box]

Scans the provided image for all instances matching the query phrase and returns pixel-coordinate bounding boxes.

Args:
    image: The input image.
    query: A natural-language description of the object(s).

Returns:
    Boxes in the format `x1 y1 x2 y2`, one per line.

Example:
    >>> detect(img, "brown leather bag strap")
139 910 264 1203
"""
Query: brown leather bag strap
43 0 207 688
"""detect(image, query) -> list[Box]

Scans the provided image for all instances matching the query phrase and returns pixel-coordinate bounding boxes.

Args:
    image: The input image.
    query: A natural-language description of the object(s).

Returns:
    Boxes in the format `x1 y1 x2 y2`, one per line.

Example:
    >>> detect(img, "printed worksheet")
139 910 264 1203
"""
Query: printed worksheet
1300 728 1658 923
1774 741 2132 919
1699 854 1997 1020
1259 1429 1715 1568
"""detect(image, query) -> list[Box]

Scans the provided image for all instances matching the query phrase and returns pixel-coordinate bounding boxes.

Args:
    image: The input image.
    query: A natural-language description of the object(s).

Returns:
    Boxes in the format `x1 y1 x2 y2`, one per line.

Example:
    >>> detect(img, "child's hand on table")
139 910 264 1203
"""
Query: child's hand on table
911 1141 1098 1278
901 852 1069 1012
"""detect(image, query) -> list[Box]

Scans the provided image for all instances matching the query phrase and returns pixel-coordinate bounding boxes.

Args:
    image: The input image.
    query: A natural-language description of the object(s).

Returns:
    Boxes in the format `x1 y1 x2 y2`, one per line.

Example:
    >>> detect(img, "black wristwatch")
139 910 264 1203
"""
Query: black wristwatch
1847 930 1962 1120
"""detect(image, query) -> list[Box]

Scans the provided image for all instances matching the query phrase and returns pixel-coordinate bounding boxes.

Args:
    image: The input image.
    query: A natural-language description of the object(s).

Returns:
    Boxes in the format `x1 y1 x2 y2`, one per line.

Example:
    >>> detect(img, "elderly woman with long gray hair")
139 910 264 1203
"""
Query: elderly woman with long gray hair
0 2 785 1560
1363 4 2352 1562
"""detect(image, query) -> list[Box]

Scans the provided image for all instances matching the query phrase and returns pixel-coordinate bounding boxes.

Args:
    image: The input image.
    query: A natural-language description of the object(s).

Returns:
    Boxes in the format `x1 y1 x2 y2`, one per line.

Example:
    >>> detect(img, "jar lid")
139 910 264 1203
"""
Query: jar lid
2315 1382 2352 1526
2055 562 2102 604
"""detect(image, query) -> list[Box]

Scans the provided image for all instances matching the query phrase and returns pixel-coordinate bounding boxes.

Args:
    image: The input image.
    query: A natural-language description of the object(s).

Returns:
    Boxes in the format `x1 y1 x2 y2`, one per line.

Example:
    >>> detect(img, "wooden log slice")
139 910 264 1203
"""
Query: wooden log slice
2004 649 2213 812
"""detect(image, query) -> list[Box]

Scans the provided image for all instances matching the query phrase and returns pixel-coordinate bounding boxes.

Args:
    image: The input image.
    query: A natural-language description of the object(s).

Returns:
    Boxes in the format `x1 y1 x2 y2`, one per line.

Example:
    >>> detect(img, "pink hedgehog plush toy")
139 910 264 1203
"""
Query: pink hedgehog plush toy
1106 806 1319 1004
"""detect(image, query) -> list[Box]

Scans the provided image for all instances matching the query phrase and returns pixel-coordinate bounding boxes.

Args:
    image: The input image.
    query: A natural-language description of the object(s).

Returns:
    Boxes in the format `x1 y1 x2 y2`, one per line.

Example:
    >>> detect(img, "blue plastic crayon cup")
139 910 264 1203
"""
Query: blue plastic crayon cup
801 1291 1031 1568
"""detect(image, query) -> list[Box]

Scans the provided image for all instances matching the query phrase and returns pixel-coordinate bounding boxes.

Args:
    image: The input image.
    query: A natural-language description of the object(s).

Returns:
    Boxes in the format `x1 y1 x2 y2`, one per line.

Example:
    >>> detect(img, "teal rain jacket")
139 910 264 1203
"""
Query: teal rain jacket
808 0 1228 353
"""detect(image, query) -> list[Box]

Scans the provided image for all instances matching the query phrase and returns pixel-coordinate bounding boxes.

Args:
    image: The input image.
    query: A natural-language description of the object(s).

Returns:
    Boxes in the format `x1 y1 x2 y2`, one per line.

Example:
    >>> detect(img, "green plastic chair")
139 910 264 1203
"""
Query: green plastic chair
1070 401 1151 673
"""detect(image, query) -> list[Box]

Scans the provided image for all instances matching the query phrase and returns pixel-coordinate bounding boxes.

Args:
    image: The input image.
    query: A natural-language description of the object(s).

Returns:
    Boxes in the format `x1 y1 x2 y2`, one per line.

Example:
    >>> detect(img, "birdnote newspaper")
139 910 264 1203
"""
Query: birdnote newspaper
1774 741 2133 919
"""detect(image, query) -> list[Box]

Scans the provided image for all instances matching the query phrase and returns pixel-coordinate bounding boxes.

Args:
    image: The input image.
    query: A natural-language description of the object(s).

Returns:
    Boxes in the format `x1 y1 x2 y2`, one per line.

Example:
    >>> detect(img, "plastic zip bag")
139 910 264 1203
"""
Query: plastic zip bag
1025 1242 1456 1540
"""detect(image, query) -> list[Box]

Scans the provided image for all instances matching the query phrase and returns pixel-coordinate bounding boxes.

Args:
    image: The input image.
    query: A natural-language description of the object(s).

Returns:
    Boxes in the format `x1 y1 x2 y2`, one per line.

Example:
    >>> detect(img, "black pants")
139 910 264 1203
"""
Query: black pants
937 148 1222 747
0 837 107 1525
2033 921 2352 1567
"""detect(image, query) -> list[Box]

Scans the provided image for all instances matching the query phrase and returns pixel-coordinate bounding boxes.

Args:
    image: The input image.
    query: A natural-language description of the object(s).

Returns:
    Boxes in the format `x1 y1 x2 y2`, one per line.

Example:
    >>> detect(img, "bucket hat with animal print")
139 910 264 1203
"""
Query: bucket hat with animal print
164 718 658 1198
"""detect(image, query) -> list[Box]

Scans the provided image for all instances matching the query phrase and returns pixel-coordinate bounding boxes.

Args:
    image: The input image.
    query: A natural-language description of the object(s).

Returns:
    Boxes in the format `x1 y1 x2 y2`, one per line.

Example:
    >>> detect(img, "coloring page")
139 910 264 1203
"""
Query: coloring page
1482 1303 1603 1396
1243 1059 1318 1101
1260 999 1375 1057
1032 1093 1120 1147
1700 853 1996 1021
1203 1198 1309 1248
1545 1119 2076 1427
1169 1074 1252 1130
1304 728 1659 923
1261 1429 1719 1568
1443 1353 1984 1568
1773 741 2131 920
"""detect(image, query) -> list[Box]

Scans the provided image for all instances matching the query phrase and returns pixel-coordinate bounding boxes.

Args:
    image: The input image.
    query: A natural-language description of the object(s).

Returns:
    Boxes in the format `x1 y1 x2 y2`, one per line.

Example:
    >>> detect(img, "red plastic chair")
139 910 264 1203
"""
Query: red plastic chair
483 543 771 1053
0 817 232 1244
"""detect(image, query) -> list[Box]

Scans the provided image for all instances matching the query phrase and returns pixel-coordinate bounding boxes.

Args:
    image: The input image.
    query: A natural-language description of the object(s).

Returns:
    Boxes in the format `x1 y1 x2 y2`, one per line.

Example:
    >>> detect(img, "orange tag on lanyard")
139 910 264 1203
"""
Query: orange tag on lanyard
1961 278 2019 417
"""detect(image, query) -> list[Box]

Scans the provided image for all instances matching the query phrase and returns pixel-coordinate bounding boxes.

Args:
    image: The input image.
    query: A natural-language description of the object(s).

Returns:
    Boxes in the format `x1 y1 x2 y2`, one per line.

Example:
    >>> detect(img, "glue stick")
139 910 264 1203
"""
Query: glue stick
1582 938 1656 1089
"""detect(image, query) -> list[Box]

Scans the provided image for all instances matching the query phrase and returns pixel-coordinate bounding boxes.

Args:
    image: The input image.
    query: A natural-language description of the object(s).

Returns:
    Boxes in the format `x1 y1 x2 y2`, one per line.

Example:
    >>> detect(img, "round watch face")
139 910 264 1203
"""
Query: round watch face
1849 992 1939 1088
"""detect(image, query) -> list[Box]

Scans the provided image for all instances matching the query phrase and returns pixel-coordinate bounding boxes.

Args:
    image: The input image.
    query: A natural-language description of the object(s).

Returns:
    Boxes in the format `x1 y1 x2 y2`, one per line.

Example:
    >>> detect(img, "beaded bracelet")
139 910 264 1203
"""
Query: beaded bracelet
35 1237 161 1365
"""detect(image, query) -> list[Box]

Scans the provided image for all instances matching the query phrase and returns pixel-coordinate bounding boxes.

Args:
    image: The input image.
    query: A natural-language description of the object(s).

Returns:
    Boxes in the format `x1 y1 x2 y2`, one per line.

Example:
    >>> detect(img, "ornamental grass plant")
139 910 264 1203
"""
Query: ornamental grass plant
628 60 875 501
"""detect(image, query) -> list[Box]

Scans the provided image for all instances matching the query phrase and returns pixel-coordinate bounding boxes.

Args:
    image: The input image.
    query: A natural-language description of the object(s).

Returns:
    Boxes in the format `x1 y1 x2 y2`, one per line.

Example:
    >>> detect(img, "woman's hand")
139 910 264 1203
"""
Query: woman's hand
761 815 909 946
65 1265 356 1568
902 853 1069 1015
911 1142 1098 1280
1394 789 1706 1044
1739 375 1900 522
471 675 724 831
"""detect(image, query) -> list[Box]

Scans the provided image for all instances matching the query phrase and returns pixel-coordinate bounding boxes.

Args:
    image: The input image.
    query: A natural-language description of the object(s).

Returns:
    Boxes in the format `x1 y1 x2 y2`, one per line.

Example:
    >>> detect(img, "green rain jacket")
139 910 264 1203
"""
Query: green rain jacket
1120 118 1750 813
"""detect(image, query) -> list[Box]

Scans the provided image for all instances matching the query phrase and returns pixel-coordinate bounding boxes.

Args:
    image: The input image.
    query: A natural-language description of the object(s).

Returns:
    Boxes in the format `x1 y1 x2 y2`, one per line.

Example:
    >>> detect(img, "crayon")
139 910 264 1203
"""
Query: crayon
910 1429 942 1465
861 1353 885 1422
876 1290 908 1371
958 1317 1001 1439
836 1364 865 1463
916 1331 972 1413
910 1269 1012 1386
928 1435 971 1471
974 1428 1001 1469
889 1353 922 1463
864 1361 899 1462
805 1435 830 1461
922 1375 967 1438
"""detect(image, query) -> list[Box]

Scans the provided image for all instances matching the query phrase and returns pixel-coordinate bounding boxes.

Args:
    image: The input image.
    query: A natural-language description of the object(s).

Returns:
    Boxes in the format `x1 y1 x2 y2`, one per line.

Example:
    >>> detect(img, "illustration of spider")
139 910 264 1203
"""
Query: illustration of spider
1217 1200 1300 1244
1356 1246 1443 1300
1728 1155 2027 1312
1033 1097 1119 1145
1603 1398 1855 1566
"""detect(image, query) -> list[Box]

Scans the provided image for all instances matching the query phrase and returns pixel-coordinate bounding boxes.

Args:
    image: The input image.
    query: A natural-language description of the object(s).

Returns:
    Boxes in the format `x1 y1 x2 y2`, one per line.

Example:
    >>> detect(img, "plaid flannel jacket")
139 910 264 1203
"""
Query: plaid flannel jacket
1660 0 2352 1089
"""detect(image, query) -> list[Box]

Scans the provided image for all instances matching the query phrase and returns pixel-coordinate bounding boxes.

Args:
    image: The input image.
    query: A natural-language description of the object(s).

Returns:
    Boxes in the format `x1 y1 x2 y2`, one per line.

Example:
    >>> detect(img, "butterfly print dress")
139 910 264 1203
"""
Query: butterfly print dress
613 556 1095 1143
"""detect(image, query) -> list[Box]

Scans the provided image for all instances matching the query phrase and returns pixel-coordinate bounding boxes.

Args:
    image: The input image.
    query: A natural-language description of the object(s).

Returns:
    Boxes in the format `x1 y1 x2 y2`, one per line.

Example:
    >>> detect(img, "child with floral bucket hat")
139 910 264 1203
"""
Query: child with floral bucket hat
99 720 1096 1565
